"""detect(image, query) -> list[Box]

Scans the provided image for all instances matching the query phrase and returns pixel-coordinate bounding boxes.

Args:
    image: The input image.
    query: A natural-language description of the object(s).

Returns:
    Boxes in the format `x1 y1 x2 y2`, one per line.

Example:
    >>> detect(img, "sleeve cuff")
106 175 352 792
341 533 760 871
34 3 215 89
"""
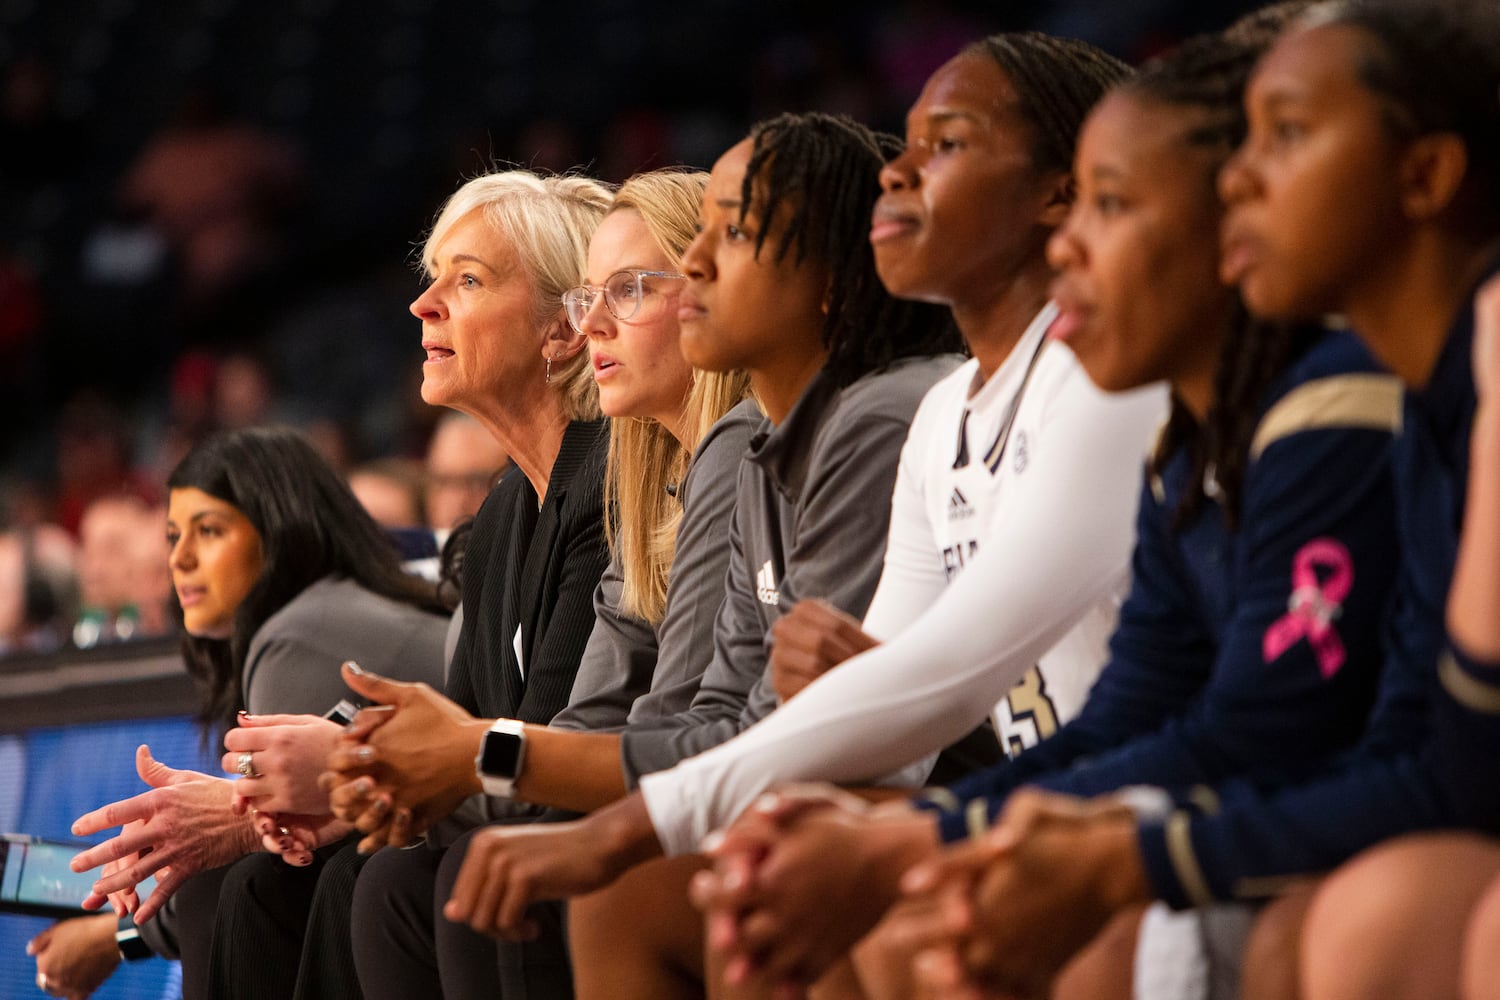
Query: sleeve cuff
1135 785 1224 911
913 787 1000 844
1440 646 1500 716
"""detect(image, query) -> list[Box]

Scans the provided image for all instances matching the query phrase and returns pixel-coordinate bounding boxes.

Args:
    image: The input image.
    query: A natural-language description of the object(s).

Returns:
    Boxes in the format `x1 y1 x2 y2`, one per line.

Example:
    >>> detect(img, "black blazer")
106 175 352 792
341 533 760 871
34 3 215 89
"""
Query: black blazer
445 418 610 724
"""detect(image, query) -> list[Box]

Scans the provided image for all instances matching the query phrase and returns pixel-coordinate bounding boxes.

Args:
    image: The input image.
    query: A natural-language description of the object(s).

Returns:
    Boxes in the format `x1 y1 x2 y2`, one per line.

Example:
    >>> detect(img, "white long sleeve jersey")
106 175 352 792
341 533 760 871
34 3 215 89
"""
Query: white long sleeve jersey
640 305 1170 856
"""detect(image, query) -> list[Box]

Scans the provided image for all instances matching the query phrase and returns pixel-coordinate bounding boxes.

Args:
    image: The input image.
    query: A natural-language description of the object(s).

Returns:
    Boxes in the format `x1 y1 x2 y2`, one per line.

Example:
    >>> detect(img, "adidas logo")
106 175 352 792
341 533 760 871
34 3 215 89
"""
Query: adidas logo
947 487 975 520
756 560 780 606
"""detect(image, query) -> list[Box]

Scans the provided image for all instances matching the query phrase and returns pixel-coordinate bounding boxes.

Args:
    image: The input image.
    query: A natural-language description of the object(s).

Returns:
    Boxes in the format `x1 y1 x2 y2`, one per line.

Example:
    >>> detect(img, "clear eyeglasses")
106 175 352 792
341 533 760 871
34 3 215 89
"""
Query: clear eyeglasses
562 269 686 333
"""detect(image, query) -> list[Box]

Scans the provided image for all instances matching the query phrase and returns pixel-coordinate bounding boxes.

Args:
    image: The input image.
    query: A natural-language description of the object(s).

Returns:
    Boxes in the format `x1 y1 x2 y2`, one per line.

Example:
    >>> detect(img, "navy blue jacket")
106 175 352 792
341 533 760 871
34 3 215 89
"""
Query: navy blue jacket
922 331 1403 856
1133 266 1496 909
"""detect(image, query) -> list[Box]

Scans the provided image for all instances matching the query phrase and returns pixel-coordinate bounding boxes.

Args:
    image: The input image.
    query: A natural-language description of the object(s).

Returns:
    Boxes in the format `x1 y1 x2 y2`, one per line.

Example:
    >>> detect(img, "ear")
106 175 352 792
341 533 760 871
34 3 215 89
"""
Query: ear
541 311 587 364
1398 133 1468 222
1037 170 1076 229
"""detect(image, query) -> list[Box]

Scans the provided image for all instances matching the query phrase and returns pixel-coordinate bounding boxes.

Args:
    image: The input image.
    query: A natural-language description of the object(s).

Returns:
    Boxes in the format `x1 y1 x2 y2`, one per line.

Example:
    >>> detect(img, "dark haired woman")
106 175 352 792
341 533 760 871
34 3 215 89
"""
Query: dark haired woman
869 0 1500 994
58 427 449 998
693 18 1404 998
323 111 963 1000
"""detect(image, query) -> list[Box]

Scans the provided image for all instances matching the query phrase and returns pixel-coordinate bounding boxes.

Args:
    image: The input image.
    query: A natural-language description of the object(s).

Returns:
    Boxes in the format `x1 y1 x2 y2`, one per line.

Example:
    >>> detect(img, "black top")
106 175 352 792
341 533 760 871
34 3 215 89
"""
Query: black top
445 418 610 724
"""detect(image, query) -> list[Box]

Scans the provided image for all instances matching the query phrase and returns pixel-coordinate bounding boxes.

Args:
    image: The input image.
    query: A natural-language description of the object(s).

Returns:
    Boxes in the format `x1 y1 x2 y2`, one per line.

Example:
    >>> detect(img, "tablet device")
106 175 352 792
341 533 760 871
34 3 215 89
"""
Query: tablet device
0 834 96 918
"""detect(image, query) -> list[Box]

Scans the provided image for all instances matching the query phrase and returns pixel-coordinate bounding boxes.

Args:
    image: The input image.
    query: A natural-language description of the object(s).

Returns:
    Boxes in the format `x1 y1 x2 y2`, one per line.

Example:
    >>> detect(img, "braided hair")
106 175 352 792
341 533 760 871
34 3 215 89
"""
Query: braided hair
1128 14 1320 531
964 32 1133 176
739 112 962 389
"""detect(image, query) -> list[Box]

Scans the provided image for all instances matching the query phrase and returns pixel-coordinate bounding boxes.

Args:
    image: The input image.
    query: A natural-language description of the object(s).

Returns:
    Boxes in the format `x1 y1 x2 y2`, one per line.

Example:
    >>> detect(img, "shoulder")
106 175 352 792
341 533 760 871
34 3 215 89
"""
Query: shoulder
690 399 762 477
828 354 967 433
1250 331 1402 462
256 578 440 639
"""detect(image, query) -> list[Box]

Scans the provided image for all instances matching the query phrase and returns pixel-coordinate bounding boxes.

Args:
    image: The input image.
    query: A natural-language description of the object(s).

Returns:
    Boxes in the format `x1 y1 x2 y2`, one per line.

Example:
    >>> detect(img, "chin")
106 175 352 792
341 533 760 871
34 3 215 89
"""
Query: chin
184 618 234 640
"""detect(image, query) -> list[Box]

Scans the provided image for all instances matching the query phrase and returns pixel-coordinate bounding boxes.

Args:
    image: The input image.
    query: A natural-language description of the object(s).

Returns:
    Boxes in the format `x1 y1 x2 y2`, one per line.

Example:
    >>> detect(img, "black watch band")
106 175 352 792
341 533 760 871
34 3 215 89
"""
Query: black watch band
115 914 154 962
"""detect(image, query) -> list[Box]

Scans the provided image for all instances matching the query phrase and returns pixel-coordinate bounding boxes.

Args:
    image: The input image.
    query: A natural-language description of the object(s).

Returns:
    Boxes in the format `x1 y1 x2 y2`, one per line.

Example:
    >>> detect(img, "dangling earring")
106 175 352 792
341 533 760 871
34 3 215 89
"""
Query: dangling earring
545 356 553 385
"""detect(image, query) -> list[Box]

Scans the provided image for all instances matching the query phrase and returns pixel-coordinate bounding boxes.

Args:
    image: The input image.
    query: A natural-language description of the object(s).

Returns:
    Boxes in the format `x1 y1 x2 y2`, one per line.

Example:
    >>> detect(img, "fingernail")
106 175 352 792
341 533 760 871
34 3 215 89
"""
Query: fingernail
237 710 249 718
278 837 293 851
344 661 364 675
291 852 313 866
753 792 780 813
354 777 373 794
700 830 725 854
355 746 375 763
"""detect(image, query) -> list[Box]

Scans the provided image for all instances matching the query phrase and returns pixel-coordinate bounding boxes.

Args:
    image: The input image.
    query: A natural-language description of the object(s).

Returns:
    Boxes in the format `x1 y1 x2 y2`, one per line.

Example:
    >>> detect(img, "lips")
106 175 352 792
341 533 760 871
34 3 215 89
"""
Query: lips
1046 279 1093 343
422 341 455 363
592 352 620 378
176 585 206 608
1219 223 1263 286
677 289 708 323
870 199 920 244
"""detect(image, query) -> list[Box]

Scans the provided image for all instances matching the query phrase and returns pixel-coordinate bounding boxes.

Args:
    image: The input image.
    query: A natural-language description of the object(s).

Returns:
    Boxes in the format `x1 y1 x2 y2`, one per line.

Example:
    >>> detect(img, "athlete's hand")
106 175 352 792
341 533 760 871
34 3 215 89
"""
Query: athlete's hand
322 662 488 842
768 600 879 702
692 784 939 992
893 789 1146 998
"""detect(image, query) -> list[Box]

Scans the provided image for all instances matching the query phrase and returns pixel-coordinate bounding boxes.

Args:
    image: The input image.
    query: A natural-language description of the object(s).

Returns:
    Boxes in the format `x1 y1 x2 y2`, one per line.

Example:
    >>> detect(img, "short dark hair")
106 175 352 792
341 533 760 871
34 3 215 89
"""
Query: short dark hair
169 427 444 729
739 112 962 388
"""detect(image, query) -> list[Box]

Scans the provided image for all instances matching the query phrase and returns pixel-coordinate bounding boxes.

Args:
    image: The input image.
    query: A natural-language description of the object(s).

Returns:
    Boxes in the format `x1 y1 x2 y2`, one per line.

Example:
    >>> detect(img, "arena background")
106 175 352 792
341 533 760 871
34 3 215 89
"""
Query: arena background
0 0 1262 994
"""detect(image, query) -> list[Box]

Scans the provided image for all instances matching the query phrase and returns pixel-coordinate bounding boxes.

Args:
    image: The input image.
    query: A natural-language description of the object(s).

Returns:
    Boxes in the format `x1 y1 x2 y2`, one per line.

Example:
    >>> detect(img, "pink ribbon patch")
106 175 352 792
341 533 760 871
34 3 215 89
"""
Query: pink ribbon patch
1262 538 1354 679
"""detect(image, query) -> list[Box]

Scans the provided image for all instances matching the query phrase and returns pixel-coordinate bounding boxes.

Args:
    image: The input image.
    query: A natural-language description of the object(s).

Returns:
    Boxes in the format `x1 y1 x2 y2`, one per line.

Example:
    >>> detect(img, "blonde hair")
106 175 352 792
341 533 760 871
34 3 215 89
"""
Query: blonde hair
421 170 615 420
605 170 754 623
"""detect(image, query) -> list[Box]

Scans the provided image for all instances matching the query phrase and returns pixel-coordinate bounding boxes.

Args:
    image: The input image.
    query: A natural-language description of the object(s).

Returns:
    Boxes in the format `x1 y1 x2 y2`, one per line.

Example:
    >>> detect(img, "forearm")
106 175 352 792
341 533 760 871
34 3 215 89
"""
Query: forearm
513 727 627 813
1449 402 1500 660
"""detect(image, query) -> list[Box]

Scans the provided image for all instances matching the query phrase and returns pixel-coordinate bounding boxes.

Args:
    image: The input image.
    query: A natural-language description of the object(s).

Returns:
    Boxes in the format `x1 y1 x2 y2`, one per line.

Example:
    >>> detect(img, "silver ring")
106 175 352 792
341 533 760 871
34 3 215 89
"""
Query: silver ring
236 751 260 779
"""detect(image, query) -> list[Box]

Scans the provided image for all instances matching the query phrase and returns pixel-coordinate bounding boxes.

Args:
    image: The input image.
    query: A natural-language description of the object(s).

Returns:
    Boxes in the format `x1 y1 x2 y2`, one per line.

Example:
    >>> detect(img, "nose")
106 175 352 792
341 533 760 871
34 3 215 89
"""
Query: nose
169 534 194 573
879 146 919 194
1045 214 1084 273
578 290 615 339
410 280 445 322
1218 145 1256 207
681 230 713 281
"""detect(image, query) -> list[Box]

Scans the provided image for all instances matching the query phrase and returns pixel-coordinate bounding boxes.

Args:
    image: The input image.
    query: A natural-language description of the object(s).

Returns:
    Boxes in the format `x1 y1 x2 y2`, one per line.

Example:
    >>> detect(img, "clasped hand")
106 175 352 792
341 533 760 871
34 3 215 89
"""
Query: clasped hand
320 661 489 853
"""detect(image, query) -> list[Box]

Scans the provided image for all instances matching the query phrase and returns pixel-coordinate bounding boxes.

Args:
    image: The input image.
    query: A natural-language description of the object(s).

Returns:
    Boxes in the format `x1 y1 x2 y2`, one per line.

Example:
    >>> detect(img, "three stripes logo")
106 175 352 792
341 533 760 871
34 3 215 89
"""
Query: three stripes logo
756 560 780 606
947 487 975 521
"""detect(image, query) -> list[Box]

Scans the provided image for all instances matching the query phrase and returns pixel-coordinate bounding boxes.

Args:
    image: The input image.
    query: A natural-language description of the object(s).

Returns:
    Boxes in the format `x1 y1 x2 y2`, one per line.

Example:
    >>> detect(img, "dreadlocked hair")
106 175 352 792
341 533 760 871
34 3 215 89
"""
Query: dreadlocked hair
740 112 962 389
964 32 1133 175
1129 22 1321 532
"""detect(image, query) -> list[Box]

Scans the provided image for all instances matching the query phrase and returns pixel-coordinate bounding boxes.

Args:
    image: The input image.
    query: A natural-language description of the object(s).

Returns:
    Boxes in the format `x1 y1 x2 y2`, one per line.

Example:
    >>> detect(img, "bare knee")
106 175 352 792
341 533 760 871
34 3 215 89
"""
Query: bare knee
1302 834 1500 1000
569 855 708 1000
1051 903 1146 1000
1462 868 1500 1000
1240 883 1316 1000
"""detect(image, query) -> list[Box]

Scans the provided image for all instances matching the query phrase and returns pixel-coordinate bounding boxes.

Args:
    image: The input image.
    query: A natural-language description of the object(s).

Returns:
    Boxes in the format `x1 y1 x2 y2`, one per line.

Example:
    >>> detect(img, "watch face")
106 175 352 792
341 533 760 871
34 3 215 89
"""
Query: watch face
480 731 522 778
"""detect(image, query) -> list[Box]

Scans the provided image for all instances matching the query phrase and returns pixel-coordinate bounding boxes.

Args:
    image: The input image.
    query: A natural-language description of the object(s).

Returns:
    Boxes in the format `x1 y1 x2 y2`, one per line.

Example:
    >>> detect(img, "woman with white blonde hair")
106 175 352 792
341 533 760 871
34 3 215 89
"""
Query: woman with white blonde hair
74 168 618 1000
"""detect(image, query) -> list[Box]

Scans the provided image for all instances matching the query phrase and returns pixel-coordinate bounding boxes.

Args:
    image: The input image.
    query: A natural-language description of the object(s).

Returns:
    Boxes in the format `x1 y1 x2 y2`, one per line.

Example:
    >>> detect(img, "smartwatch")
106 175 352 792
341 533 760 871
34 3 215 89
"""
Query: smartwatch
116 914 154 962
475 719 527 798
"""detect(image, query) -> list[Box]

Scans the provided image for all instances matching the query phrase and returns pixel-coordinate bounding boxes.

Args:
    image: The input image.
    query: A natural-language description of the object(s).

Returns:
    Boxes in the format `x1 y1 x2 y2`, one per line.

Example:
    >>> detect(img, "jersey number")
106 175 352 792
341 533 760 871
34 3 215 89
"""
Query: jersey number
1002 666 1059 756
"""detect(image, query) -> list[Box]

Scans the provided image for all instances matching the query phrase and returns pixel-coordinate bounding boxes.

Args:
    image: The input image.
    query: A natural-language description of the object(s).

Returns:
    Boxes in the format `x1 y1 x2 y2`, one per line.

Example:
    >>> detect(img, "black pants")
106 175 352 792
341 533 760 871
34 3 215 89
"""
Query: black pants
173 836 354 1000
351 826 574 1000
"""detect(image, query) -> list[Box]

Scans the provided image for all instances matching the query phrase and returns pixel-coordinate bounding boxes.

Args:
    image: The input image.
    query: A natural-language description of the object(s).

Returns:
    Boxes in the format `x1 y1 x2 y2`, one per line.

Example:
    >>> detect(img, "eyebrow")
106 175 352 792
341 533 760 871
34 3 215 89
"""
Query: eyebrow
447 253 500 274
583 265 667 284
714 198 743 210
925 109 983 127
1088 163 1126 182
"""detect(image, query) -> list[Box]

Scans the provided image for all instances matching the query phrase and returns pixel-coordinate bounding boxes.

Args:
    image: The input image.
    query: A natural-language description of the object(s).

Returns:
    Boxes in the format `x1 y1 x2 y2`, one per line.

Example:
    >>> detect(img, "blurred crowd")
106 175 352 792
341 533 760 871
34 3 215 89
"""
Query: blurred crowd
0 0 1255 659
